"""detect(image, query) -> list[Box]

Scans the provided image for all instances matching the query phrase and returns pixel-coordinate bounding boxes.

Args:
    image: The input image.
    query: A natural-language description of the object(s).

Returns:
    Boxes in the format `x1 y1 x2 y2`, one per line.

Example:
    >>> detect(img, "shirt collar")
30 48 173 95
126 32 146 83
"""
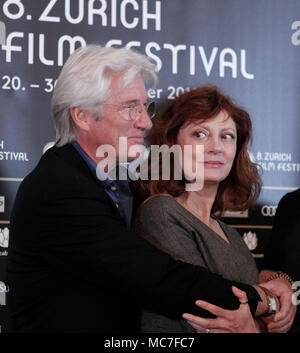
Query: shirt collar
72 141 114 187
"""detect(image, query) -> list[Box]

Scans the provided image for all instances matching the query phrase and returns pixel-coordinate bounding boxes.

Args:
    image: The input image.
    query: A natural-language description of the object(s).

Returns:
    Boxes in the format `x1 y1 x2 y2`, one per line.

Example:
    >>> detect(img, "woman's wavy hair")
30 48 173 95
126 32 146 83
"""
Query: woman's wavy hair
134 86 261 216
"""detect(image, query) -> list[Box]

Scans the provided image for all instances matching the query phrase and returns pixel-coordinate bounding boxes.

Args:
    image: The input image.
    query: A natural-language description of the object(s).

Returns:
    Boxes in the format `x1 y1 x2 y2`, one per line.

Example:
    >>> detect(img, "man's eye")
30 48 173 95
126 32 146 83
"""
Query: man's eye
121 105 135 112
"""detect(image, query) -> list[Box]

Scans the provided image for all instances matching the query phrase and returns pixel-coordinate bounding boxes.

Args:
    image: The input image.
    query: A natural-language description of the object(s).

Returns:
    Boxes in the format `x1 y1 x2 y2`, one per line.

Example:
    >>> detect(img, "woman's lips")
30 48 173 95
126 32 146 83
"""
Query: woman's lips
204 161 224 168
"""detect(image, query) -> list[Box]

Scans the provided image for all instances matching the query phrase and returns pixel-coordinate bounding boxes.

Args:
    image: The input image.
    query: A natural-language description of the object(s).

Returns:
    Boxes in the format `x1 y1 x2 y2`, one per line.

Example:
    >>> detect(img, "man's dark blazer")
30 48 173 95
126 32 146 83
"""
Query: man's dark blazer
263 189 300 332
7 144 260 333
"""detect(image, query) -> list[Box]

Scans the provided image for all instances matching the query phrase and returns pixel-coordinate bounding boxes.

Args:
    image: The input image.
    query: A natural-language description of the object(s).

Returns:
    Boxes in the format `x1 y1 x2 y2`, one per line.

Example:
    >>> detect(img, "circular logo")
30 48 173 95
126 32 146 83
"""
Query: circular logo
261 205 277 217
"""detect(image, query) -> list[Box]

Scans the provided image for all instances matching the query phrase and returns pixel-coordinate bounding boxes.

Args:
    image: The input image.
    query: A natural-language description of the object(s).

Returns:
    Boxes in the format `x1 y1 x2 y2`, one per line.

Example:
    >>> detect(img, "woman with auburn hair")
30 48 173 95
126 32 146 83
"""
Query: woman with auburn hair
133 86 268 333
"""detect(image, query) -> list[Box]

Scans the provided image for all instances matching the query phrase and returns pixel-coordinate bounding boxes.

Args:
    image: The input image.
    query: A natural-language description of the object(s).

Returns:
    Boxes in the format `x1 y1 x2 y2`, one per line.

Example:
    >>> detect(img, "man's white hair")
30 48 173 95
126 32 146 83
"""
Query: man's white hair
51 44 157 146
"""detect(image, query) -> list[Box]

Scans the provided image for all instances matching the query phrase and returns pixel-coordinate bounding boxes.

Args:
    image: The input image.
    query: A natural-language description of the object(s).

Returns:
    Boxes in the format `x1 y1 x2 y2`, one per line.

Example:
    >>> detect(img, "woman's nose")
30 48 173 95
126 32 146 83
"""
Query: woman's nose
206 135 222 154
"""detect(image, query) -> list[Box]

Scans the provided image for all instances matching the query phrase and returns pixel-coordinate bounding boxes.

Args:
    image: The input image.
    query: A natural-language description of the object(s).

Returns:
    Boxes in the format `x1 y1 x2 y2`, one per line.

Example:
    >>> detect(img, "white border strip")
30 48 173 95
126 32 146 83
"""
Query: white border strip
262 186 299 191
0 178 23 182
0 180 298 190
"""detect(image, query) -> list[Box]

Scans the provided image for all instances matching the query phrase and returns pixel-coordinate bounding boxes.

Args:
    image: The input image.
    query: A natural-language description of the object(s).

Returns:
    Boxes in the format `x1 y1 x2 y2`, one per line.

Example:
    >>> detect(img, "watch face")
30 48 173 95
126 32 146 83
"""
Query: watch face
269 296 277 313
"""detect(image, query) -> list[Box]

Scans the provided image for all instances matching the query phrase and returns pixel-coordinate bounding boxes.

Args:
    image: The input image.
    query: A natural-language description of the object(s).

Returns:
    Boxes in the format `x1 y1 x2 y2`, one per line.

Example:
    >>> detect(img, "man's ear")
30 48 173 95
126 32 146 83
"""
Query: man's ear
70 107 91 132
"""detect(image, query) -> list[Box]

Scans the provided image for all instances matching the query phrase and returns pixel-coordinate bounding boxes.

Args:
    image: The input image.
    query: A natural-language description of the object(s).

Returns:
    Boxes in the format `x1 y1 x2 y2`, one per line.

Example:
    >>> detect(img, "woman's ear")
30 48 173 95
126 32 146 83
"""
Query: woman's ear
70 107 91 132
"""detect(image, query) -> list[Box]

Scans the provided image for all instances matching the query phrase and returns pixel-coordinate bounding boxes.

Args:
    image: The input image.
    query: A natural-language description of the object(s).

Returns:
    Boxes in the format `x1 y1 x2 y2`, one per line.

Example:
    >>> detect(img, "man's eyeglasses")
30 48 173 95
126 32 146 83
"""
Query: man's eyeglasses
104 101 156 122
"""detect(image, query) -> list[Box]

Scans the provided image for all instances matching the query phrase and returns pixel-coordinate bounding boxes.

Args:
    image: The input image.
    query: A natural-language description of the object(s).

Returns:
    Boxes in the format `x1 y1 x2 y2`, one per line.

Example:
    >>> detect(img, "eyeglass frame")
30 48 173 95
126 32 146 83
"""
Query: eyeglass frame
103 101 156 122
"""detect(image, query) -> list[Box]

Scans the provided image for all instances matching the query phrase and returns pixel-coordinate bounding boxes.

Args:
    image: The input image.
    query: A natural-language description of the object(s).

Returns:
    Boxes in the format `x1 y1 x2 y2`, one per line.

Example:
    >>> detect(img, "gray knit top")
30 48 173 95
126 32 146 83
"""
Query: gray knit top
133 195 259 333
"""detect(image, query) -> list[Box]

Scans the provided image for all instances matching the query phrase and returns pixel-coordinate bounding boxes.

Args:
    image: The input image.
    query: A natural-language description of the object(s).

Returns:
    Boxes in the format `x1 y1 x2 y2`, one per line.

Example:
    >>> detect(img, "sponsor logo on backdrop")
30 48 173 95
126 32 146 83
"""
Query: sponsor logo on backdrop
292 282 300 306
0 0 254 86
0 227 9 248
0 227 9 256
261 205 277 217
252 151 300 173
243 231 258 251
0 281 9 306
223 210 248 218
0 196 4 213
1 0 161 66
291 21 300 46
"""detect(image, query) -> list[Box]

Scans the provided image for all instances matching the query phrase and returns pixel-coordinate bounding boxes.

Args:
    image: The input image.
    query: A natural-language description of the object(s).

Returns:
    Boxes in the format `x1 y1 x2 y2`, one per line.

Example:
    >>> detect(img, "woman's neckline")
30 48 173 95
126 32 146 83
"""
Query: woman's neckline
142 194 232 245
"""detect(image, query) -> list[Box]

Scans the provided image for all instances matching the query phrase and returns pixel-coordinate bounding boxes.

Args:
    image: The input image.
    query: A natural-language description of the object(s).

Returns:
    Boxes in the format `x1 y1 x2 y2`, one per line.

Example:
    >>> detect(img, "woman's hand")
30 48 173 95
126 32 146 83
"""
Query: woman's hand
182 286 261 333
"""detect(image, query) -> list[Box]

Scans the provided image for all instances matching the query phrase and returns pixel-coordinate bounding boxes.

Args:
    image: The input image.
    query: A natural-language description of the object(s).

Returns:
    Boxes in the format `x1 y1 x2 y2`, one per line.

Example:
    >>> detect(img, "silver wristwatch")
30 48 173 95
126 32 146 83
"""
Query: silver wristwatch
267 295 278 314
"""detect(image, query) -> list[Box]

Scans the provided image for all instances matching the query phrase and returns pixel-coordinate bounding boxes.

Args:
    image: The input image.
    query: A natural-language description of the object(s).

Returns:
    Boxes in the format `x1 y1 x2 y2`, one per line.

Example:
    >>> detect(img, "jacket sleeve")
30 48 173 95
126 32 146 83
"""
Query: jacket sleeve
263 190 300 281
35 182 259 318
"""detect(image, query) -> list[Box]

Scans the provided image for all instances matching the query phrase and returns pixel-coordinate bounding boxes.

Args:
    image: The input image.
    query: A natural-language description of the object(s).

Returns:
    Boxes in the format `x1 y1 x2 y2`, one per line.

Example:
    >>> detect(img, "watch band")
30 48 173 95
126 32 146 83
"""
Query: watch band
267 271 294 287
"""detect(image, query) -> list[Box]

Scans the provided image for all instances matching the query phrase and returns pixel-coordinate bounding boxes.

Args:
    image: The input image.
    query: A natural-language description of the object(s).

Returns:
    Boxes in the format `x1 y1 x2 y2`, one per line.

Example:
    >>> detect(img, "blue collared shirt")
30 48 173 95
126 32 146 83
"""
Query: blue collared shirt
72 141 133 229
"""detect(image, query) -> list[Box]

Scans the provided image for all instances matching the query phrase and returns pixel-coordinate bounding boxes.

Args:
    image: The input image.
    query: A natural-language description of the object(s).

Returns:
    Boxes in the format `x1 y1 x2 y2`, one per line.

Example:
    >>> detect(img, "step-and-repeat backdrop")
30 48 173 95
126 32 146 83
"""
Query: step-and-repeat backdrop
0 0 299 332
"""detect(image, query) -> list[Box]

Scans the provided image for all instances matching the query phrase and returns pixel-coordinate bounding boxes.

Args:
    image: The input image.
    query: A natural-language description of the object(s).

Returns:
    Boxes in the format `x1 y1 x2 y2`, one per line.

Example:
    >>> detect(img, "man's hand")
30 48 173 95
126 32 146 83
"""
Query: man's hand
260 278 296 333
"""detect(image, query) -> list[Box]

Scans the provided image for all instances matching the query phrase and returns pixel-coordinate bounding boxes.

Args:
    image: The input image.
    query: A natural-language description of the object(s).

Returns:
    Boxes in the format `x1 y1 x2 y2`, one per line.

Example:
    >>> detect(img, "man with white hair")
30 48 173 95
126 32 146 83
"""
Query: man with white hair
7 45 294 333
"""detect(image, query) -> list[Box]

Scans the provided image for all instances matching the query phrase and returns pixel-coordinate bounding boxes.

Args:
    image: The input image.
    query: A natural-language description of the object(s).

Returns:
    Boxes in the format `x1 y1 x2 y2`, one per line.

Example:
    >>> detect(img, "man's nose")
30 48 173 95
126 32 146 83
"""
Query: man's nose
134 110 153 130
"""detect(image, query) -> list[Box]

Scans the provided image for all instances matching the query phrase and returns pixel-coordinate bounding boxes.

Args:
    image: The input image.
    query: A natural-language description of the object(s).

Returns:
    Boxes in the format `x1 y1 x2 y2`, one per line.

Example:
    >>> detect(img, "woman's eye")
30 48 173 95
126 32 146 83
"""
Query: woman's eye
223 134 235 141
194 131 208 139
